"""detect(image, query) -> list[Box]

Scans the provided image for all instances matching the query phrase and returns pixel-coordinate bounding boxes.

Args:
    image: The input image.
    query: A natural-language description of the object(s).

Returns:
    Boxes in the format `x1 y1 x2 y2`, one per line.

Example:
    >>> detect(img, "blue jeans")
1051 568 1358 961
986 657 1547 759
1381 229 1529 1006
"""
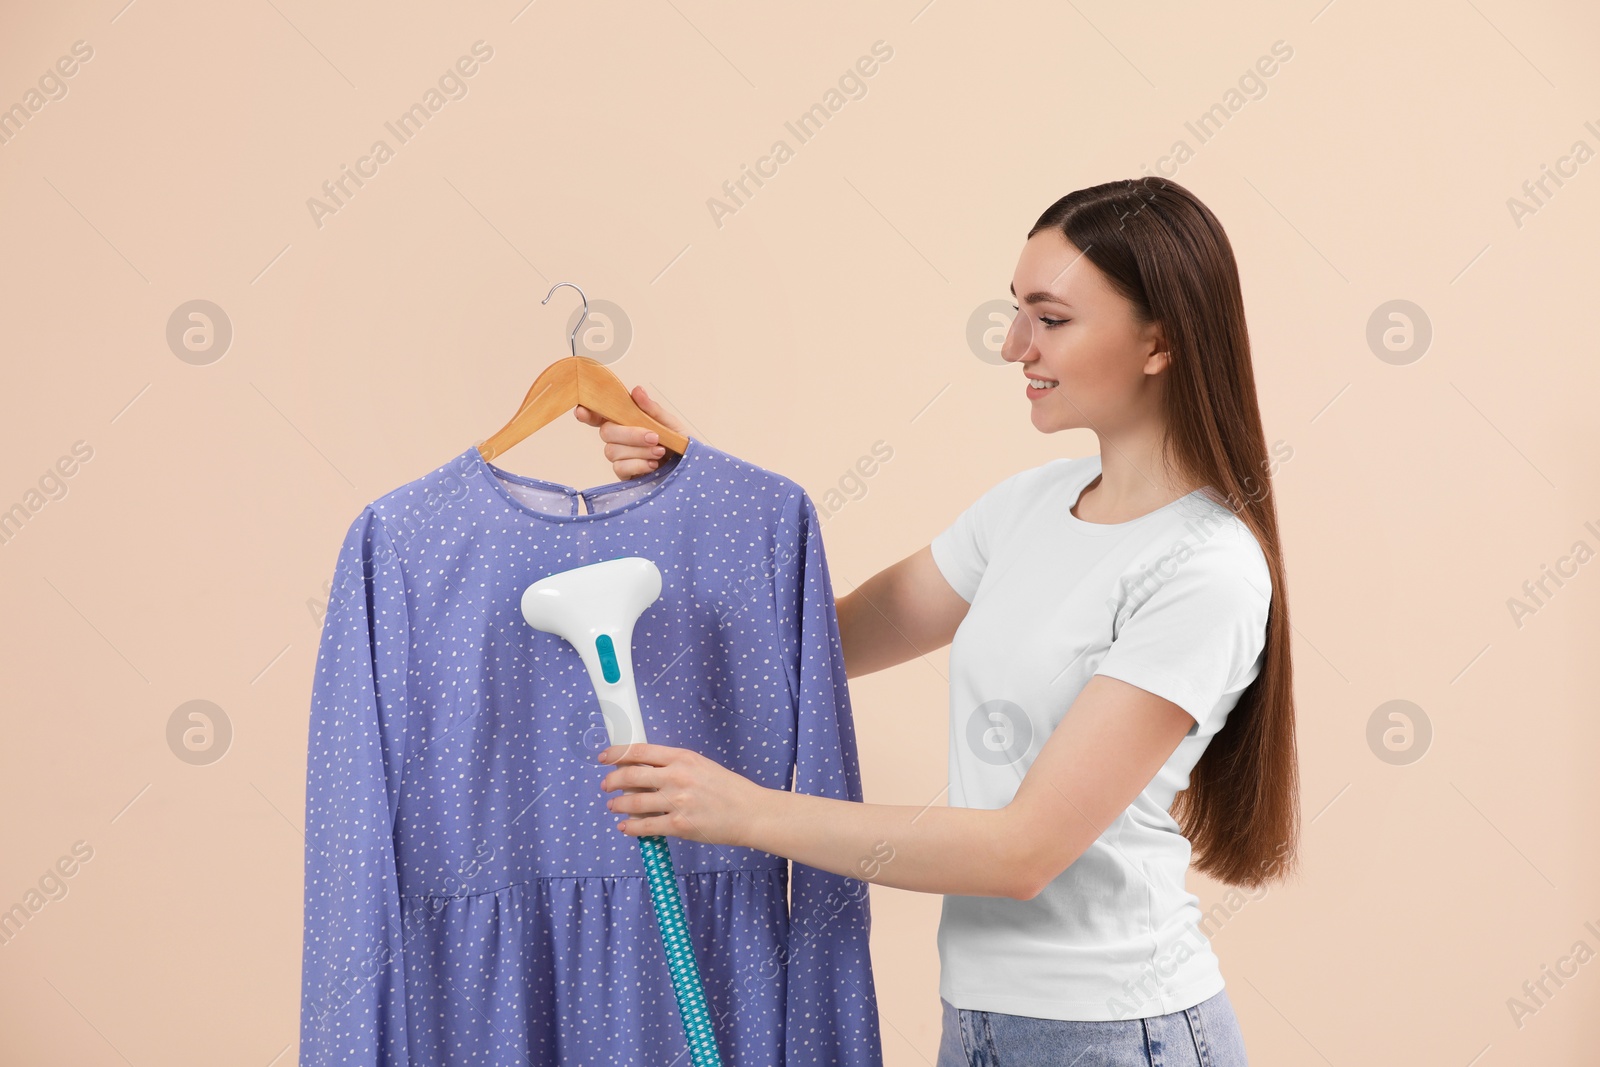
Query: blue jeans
936 988 1248 1066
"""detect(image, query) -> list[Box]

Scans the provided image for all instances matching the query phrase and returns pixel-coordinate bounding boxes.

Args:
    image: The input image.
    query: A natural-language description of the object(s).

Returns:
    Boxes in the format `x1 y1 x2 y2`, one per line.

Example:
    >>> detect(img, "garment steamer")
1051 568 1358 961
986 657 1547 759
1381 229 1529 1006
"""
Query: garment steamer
520 556 724 1067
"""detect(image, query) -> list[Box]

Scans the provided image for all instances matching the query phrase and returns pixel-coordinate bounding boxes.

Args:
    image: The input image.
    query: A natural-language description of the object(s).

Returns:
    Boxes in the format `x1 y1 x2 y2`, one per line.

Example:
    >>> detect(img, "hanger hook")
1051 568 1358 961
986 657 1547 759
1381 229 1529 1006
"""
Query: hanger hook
541 282 588 359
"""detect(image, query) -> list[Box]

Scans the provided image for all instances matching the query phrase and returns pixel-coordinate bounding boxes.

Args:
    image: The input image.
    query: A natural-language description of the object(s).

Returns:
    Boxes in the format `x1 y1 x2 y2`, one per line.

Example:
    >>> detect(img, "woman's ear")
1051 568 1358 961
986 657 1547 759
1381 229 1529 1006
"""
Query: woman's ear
1141 320 1173 375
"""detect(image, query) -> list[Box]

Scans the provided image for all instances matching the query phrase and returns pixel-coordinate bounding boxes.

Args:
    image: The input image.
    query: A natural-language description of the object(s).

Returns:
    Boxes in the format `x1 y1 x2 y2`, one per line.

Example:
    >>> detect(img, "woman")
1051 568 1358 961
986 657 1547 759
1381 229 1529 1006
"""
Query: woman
576 178 1298 1066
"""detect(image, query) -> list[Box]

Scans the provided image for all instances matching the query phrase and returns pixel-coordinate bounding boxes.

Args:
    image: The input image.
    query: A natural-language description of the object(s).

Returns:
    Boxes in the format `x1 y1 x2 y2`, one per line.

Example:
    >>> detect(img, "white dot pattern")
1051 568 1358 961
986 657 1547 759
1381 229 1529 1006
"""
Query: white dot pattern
299 438 884 1066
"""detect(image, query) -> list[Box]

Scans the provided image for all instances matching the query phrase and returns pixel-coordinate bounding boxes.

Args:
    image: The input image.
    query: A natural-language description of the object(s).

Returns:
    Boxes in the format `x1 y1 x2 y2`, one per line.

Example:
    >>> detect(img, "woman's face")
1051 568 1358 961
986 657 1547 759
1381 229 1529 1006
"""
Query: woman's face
1001 228 1169 435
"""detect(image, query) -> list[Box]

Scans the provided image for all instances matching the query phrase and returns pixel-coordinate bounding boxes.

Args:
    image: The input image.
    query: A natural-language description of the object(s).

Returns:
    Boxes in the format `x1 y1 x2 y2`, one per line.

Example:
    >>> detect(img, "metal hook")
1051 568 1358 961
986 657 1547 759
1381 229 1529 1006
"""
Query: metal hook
541 282 588 359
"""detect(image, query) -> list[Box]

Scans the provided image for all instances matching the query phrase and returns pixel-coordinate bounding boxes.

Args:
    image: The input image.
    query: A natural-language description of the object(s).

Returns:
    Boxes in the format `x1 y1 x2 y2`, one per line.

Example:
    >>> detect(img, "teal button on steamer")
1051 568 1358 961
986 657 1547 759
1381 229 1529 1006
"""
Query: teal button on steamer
521 556 724 1067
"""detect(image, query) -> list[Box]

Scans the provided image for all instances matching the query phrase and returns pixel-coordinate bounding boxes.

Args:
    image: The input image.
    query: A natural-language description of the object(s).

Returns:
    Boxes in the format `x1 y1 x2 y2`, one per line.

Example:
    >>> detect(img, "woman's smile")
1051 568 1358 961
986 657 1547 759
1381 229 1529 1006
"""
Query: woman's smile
1025 374 1060 397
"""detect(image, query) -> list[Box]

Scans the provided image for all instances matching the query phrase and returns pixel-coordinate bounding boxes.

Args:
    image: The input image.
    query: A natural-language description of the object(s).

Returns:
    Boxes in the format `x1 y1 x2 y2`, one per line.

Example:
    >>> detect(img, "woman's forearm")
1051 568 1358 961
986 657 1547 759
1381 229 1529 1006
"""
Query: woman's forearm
742 787 1034 899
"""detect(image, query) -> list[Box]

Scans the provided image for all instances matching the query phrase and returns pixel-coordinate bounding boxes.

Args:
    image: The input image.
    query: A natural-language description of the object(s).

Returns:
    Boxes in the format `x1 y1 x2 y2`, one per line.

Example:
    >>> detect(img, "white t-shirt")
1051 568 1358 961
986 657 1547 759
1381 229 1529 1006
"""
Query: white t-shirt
928 452 1272 1022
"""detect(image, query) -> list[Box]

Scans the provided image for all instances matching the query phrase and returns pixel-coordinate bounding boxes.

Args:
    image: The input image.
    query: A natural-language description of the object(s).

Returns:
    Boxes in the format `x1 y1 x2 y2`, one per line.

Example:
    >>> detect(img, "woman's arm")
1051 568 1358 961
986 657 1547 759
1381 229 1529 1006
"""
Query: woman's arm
574 393 970 677
836 545 970 678
599 674 1197 900
747 675 1196 897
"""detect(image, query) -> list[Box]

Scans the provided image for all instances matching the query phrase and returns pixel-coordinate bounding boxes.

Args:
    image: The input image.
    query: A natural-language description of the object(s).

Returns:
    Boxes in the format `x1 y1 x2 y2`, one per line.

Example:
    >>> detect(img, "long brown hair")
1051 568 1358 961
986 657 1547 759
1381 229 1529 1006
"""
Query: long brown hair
1029 178 1299 888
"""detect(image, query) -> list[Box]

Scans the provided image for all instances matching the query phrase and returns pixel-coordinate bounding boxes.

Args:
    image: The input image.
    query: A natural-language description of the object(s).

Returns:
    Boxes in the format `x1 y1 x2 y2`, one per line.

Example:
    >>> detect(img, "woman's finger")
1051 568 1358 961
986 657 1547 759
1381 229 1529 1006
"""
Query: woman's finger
609 790 664 815
598 420 665 453
629 387 689 435
577 387 687 481
601 434 664 463
602 453 661 479
606 457 657 479
600 764 658 793
585 409 666 480
599 742 677 766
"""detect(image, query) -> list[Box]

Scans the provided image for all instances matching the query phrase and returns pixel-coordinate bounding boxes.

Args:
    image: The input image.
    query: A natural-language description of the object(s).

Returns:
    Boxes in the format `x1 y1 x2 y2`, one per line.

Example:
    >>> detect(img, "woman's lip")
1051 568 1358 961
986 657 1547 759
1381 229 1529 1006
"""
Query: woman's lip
1025 379 1059 398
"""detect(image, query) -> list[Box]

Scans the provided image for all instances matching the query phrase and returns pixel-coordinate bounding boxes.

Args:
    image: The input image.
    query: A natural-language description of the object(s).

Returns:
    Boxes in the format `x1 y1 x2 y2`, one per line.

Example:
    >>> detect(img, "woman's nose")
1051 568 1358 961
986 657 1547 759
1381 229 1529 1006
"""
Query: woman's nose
1000 312 1035 363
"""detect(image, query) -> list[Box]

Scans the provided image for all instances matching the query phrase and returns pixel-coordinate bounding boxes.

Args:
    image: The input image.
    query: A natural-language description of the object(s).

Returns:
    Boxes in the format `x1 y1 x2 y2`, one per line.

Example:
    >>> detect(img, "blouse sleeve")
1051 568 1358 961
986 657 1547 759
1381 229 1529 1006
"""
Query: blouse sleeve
1093 527 1272 736
774 492 886 1067
300 507 413 1066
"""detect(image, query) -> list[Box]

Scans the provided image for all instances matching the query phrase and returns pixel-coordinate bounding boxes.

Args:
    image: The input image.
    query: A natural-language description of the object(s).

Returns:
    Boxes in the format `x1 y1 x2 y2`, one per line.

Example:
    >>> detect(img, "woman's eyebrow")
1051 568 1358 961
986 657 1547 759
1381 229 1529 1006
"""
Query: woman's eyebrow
1009 281 1072 306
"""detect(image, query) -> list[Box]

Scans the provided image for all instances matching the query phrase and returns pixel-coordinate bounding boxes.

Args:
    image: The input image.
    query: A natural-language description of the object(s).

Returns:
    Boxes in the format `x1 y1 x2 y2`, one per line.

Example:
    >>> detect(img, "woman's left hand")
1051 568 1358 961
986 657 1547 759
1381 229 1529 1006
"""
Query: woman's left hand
597 743 766 848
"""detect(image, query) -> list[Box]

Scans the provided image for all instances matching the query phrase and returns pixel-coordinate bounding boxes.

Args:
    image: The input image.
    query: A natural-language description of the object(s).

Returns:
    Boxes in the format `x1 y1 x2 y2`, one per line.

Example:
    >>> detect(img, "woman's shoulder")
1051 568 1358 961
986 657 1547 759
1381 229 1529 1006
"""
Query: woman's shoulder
1161 493 1273 597
976 454 1095 499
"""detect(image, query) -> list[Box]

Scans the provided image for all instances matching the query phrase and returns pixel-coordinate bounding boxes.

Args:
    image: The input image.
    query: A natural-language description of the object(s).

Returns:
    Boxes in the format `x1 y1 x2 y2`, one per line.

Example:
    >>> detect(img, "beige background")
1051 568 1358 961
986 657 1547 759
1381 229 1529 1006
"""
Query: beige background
3 0 1598 1063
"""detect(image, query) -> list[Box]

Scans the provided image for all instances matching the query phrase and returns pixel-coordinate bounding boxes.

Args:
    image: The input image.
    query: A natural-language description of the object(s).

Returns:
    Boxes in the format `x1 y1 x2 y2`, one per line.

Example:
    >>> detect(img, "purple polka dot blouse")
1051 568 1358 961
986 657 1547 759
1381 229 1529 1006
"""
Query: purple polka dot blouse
299 438 884 1065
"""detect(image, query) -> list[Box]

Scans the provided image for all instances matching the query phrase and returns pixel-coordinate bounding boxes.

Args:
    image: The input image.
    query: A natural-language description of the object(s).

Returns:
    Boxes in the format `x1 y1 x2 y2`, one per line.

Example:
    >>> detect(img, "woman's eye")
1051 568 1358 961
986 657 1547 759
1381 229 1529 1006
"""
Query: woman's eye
1011 304 1067 327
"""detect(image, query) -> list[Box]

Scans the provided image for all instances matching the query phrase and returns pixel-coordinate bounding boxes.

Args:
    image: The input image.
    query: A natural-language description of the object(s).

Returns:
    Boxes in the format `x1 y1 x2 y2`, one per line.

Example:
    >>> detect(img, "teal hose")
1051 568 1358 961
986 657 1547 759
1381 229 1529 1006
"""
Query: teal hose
636 834 724 1066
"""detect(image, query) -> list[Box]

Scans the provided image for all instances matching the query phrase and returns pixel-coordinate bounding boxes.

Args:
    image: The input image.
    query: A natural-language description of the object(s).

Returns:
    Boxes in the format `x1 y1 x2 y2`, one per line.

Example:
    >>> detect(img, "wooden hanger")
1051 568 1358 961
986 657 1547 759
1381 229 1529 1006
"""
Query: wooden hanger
476 282 690 463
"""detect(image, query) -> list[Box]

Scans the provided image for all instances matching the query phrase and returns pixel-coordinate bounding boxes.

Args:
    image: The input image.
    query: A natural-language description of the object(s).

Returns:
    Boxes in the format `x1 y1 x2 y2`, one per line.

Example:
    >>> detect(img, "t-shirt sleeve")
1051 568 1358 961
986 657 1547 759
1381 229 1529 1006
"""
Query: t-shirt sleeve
929 469 1029 603
1093 526 1272 735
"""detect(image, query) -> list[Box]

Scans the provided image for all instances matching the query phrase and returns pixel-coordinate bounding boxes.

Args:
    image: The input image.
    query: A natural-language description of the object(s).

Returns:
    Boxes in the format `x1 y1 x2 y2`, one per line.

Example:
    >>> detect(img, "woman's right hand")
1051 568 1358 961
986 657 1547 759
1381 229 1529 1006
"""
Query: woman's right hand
573 385 689 480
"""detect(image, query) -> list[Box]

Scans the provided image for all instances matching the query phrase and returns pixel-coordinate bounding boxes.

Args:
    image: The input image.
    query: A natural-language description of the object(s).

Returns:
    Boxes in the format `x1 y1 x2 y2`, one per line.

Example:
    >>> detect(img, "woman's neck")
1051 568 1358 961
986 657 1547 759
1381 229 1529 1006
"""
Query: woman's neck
1076 436 1199 524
